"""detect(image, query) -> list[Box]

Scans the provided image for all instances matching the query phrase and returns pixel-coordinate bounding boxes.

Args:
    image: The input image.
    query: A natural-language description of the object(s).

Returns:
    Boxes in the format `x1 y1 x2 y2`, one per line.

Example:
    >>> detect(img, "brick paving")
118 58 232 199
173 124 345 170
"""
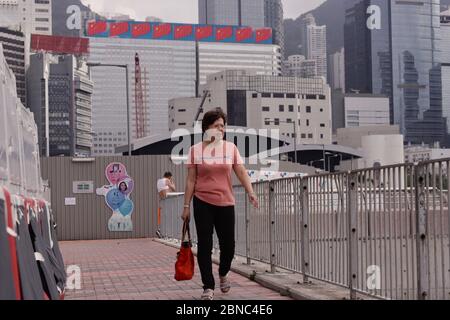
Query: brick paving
60 238 292 300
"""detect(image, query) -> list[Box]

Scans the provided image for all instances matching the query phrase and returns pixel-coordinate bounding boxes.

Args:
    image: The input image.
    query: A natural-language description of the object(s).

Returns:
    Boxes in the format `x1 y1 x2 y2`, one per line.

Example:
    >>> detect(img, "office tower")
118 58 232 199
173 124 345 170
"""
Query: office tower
300 14 327 79
264 0 284 58
0 27 26 104
441 9 450 136
306 23 327 79
328 48 345 92
199 0 265 27
300 13 315 56
199 0 284 53
345 0 445 145
28 53 92 157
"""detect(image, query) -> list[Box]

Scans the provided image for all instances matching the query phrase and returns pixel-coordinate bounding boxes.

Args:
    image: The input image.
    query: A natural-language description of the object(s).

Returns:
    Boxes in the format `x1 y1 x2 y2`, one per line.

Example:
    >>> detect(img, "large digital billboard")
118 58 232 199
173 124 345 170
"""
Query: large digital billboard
86 20 273 44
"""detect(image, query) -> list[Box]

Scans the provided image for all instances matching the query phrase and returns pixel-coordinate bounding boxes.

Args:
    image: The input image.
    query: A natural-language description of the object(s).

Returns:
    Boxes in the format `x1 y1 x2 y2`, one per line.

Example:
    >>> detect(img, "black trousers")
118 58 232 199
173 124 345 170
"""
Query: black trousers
193 196 235 290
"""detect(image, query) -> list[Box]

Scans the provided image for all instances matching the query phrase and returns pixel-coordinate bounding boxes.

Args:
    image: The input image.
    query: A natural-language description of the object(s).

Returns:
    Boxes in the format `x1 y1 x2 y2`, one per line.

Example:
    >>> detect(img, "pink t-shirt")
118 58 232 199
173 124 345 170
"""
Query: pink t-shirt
187 140 244 207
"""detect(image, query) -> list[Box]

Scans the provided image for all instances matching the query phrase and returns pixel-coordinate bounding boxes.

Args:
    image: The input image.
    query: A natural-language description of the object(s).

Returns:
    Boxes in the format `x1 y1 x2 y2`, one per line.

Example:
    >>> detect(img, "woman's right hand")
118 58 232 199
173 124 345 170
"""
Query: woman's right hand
181 207 191 222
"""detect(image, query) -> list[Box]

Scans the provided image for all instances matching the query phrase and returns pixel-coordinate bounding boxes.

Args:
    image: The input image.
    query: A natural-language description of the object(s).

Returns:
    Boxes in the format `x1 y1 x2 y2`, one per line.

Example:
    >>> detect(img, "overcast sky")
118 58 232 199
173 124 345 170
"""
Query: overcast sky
81 0 326 22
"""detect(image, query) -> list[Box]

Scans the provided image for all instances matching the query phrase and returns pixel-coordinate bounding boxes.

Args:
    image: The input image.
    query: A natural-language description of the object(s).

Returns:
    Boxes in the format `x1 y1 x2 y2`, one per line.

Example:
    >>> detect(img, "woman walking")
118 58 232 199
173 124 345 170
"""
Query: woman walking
182 108 259 300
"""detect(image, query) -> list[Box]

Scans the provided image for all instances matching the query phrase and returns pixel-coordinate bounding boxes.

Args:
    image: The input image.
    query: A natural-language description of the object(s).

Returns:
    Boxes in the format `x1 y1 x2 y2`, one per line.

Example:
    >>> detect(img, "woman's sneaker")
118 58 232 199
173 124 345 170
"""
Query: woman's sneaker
201 289 214 300
220 276 231 293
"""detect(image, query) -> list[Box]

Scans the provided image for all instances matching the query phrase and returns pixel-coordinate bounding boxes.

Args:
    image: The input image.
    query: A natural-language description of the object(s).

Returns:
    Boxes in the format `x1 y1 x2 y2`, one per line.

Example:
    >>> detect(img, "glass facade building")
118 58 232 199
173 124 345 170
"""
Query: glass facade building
199 0 284 55
264 0 284 58
391 0 443 144
199 0 265 27
345 0 446 145
441 10 450 134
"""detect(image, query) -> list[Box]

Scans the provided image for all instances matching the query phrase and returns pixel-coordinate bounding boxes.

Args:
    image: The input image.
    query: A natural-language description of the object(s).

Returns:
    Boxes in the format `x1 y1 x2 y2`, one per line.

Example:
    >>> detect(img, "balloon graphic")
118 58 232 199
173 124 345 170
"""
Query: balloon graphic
105 188 125 211
117 176 134 196
118 199 134 217
105 163 127 185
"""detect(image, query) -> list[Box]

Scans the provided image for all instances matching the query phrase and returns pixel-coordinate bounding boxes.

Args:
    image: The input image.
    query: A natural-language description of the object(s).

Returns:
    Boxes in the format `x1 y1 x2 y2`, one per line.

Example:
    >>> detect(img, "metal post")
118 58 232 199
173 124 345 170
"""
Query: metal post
124 65 132 157
245 192 251 265
269 181 276 273
322 144 326 171
415 163 429 300
347 173 358 300
300 178 310 283
293 122 297 164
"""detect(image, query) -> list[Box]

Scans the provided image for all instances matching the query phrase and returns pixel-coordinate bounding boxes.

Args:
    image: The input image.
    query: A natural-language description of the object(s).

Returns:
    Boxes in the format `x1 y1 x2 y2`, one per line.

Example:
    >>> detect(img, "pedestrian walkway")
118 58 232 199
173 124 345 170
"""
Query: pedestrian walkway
60 238 292 300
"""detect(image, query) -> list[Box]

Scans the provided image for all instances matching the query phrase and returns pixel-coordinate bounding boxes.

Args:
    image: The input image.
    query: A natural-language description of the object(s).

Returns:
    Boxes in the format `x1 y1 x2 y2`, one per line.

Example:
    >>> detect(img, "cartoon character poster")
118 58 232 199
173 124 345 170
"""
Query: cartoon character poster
96 163 135 232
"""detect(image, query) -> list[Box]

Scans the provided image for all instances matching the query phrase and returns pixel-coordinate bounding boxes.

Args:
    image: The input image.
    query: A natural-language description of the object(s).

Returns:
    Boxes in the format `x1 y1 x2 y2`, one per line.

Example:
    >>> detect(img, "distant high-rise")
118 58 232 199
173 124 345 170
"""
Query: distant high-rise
299 14 327 79
328 48 345 92
344 0 445 145
300 14 315 56
48 55 93 157
0 27 26 105
305 22 327 79
199 0 284 54
441 9 450 135
27 52 57 157
0 0 52 35
199 0 264 27
264 0 284 58
0 0 52 68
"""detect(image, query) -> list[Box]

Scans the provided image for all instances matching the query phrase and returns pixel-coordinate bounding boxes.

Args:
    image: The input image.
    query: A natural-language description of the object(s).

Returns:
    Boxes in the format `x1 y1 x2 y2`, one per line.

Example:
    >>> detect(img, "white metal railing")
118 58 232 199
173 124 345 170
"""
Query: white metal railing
160 159 450 300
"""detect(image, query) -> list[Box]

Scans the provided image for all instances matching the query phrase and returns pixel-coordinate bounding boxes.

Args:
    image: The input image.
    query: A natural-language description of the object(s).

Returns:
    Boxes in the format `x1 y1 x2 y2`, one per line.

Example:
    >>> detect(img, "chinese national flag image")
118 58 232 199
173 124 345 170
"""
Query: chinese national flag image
153 23 172 38
174 25 193 39
132 23 151 38
196 26 213 40
110 22 129 37
216 26 233 41
236 27 253 42
87 21 107 36
255 28 272 43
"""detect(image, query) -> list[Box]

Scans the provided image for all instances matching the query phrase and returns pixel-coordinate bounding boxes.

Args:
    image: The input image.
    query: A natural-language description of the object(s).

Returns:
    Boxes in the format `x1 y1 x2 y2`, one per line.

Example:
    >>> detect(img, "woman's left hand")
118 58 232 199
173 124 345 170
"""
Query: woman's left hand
248 193 259 209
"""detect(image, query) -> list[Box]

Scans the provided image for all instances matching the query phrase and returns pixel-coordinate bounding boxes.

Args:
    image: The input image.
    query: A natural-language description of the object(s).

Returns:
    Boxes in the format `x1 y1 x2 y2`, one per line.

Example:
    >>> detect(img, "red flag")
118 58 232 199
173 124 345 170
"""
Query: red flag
110 22 129 37
236 27 253 42
216 26 233 41
132 23 151 37
255 28 272 43
153 23 172 38
196 25 213 40
87 21 107 36
174 25 193 39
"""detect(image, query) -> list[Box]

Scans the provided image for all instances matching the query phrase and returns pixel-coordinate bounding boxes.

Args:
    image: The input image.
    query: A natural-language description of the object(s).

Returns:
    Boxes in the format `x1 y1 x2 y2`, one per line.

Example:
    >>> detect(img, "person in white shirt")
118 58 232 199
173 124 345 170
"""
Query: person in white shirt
157 172 176 199
156 172 176 238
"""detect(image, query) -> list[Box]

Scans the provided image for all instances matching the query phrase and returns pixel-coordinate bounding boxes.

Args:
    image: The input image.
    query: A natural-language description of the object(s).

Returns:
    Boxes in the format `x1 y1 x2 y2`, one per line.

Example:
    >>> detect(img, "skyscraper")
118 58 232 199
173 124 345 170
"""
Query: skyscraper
306 23 327 79
328 48 345 92
344 0 445 145
300 14 315 57
199 0 284 54
0 0 52 35
48 55 93 157
199 0 265 27
299 14 327 79
0 27 26 105
264 0 284 58
441 9 450 135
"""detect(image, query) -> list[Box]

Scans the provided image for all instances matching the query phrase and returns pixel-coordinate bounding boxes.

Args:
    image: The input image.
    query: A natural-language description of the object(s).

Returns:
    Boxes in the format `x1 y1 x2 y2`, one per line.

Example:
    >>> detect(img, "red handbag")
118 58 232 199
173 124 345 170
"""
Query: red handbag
174 220 195 281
